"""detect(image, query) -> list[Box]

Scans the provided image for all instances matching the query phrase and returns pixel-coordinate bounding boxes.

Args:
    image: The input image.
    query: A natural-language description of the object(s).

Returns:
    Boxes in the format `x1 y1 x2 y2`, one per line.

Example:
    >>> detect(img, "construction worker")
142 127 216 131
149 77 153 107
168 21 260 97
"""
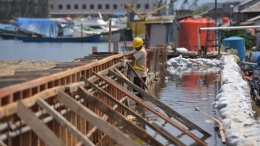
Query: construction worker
132 37 147 99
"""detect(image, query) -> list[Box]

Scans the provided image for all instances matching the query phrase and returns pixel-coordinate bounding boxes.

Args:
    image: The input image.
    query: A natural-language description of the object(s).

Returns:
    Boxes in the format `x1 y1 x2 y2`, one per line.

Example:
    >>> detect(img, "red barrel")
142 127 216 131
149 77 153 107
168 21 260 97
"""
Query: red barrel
222 17 230 24
178 17 215 52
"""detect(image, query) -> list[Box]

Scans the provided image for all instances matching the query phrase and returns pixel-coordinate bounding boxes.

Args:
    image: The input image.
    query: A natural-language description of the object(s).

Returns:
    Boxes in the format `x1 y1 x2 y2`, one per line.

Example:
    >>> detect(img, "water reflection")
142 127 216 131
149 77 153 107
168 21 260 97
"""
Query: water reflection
144 67 224 146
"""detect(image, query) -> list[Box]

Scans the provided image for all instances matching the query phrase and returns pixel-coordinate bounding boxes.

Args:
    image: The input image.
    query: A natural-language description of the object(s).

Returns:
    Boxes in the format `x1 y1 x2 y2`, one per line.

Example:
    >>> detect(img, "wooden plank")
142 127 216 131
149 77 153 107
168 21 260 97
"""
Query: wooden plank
109 69 211 136
82 76 186 145
0 53 124 99
77 87 164 146
36 98 95 146
0 86 64 119
56 90 137 146
75 97 127 146
64 81 85 93
98 70 208 146
151 123 186 146
16 101 64 146
0 140 7 146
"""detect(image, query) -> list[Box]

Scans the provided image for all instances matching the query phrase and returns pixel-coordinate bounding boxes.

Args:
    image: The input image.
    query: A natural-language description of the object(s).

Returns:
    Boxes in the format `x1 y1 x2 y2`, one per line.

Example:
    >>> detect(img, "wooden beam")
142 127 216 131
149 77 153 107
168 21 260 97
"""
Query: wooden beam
16 101 64 146
151 123 186 146
77 86 164 146
81 76 185 145
75 96 128 146
96 70 208 145
36 98 95 146
108 69 211 137
56 90 137 146
0 53 124 100
0 140 7 146
0 86 64 119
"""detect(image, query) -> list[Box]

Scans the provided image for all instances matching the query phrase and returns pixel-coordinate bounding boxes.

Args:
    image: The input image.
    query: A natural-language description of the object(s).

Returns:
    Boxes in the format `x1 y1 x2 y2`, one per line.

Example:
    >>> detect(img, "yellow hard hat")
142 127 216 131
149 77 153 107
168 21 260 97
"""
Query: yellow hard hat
132 37 143 48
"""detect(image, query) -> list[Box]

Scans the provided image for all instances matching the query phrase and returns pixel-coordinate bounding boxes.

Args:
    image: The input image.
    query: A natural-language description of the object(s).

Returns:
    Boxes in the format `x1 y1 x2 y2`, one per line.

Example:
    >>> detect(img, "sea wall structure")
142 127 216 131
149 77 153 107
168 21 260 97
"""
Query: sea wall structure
0 45 210 146
215 55 260 145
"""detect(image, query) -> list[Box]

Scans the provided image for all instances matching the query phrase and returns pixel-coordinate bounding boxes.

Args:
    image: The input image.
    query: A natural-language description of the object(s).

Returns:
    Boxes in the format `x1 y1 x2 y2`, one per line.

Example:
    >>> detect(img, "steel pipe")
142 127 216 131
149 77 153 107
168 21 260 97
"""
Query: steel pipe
197 25 260 51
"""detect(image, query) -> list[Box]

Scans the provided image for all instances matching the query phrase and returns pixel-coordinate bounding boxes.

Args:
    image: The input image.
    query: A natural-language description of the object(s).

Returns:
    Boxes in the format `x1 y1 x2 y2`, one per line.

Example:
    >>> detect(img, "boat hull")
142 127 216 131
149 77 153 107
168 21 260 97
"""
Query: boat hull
0 33 16 40
99 31 120 42
15 34 101 43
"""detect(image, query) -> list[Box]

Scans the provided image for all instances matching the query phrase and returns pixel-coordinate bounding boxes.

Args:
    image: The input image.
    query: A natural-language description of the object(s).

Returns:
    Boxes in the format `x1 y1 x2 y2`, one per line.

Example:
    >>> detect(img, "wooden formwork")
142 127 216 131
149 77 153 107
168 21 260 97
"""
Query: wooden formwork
0 45 210 146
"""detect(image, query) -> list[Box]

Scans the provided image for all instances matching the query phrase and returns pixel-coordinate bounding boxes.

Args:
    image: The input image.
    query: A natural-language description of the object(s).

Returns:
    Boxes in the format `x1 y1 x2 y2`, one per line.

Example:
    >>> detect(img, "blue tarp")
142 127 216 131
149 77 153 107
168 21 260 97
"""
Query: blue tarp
113 12 124 17
16 18 59 38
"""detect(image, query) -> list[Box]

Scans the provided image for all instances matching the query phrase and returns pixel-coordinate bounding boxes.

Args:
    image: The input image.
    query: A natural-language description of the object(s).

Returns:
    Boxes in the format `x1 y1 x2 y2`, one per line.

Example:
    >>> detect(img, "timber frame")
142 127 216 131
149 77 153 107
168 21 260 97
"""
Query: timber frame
0 45 210 145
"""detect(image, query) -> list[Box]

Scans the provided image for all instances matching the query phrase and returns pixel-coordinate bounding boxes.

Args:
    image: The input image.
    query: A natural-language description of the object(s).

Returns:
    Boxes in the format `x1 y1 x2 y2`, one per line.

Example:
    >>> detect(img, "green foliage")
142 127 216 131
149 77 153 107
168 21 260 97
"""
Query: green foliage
194 5 210 15
221 29 254 50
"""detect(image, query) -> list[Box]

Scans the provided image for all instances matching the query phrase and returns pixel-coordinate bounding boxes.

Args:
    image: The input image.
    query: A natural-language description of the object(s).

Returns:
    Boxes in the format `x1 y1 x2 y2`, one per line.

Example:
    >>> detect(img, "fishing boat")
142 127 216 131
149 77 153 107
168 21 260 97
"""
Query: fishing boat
15 34 101 43
0 24 16 39
74 18 121 42
14 18 101 43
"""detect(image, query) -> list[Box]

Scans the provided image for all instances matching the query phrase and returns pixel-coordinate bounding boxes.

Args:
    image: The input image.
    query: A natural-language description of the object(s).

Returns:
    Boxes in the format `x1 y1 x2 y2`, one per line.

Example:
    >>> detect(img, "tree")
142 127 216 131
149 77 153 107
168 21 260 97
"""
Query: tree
221 29 254 50
194 5 210 15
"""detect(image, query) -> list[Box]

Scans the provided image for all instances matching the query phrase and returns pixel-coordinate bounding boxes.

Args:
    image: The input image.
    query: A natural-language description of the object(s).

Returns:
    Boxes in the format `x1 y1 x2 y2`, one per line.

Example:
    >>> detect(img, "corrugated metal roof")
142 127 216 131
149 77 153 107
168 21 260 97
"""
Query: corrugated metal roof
238 0 254 6
241 1 260 12
247 15 260 21
239 21 255 25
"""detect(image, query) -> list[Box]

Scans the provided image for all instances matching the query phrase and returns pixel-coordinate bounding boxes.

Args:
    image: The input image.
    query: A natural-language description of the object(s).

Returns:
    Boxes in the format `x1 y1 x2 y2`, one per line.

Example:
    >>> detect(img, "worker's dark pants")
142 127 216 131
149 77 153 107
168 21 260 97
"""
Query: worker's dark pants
133 77 147 99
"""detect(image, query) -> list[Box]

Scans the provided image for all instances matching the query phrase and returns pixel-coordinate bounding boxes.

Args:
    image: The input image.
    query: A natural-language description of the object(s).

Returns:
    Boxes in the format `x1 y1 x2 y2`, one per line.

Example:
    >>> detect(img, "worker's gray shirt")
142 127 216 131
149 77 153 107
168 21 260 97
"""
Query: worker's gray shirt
133 47 147 77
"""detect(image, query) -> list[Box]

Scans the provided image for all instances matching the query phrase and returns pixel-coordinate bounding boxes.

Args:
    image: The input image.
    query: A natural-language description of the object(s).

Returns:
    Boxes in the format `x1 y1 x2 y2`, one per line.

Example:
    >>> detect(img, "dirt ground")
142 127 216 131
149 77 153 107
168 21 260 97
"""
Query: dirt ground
0 60 60 76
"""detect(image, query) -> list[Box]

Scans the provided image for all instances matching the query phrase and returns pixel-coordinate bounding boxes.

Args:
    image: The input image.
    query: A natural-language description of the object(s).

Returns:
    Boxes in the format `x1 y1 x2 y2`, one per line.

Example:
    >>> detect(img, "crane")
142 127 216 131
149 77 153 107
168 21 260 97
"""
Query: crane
176 0 199 19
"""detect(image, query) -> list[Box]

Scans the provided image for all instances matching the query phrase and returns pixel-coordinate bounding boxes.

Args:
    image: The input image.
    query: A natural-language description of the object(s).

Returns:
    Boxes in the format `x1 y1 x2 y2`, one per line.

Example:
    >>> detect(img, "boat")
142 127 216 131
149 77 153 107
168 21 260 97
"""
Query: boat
14 17 101 43
74 18 121 42
0 24 16 39
15 34 101 43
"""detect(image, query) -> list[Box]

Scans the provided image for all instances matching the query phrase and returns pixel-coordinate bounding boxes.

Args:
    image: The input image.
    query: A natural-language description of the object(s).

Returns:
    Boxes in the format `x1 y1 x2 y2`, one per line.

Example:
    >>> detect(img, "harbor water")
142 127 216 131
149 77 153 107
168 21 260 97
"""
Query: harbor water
146 71 224 146
1 39 224 145
0 39 125 61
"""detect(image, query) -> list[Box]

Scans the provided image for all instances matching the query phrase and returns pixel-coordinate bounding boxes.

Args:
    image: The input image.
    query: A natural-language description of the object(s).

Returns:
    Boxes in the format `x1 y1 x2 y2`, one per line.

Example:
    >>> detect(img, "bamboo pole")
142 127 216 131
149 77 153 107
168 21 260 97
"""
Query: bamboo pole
189 59 208 68
195 107 226 144
126 62 155 97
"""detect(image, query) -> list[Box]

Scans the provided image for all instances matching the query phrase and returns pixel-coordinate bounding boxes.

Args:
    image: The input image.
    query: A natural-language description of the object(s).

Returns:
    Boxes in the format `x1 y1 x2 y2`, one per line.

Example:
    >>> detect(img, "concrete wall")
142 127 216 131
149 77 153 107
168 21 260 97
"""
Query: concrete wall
49 0 158 16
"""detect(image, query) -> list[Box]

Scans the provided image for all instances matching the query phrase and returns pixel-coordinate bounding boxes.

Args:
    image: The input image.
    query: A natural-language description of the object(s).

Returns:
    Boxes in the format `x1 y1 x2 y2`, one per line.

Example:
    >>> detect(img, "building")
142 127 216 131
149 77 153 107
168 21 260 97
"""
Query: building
222 1 241 15
201 2 223 9
49 0 159 18
232 0 260 23
197 8 231 25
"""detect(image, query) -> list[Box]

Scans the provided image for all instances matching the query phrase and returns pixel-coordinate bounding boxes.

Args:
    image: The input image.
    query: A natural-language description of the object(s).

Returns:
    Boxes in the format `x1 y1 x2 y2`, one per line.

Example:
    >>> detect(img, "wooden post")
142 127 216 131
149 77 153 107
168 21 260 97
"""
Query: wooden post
56 91 138 146
92 47 97 54
113 41 119 53
36 98 95 146
16 101 64 146
81 75 185 145
108 20 112 52
77 87 163 146
81 23 83 37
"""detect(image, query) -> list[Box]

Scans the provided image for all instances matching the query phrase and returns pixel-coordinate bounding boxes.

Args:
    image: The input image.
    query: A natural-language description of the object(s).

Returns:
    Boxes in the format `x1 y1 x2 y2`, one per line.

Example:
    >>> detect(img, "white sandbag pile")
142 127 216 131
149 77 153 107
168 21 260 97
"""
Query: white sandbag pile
167 66 220 76
167 55 221 67
166 55 221 76
214 55 260 146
